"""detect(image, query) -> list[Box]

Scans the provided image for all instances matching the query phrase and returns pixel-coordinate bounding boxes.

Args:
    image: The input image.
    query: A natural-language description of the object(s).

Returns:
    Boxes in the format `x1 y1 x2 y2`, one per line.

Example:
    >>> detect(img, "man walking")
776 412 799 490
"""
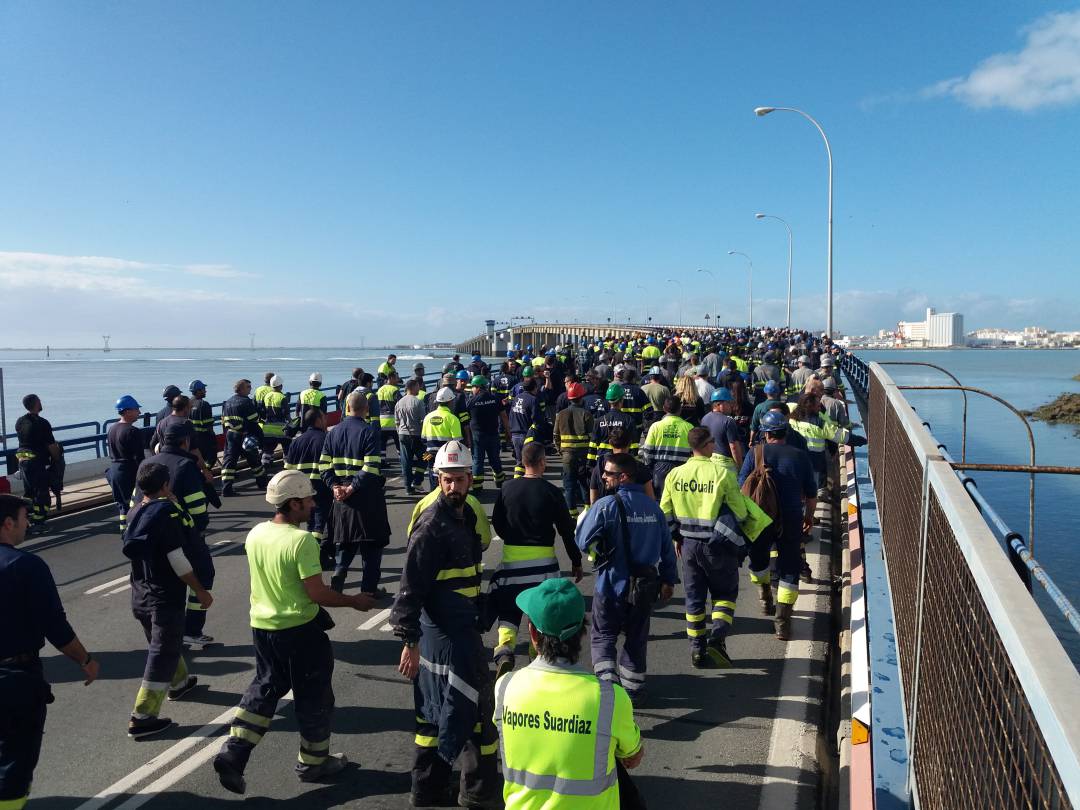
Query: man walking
284 409 333 570
390 442 501 808
465 375 508 495
552 382 593 518
575 453 677 704
221 379 266 496
107 394 145 520
395 379 428 496
212 470 375 794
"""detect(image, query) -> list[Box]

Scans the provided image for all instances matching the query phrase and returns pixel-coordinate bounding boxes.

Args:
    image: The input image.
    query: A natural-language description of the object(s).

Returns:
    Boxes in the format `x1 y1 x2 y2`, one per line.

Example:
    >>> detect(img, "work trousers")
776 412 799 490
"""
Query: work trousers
748 514 804 607
412 618 500 805
217 620 335 773
0 663 48 810
221 432 264 485
398 434 425 491
488 556 559 665
193 431 217 468
560 450 589 517
510 433 526 478
380 429 400 469
106 461 138 519
309 485 331 550
260 435 290 468
590 592 651 699
331 544 383 594
470 432 504 493
131 605 188 719
18 460 48 527
184 540 215 637
681 539 740 653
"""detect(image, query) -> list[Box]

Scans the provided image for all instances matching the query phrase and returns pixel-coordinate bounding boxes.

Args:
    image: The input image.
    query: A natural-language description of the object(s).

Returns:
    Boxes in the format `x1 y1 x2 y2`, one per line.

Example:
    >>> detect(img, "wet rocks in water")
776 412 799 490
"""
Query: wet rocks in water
1026 393 1080 434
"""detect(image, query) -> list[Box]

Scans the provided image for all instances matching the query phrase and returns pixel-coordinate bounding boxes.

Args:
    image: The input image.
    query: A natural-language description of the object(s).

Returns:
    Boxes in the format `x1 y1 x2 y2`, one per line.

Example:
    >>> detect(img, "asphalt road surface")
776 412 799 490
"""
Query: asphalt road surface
23 449 831 809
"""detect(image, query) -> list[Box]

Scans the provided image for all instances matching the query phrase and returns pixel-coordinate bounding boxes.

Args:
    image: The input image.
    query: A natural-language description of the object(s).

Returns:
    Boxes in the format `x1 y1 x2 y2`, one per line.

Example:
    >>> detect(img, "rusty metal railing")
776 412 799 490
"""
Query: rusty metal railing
851 359 1080 809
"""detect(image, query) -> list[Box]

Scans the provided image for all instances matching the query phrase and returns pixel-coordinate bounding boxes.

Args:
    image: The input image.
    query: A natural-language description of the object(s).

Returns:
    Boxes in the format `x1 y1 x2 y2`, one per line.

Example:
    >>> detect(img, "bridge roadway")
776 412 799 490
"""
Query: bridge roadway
24 450 832 810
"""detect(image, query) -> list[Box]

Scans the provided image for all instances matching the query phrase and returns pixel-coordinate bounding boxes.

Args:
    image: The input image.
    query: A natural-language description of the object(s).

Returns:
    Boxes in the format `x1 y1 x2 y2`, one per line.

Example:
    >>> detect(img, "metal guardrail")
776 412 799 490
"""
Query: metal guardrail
843 356 1080 809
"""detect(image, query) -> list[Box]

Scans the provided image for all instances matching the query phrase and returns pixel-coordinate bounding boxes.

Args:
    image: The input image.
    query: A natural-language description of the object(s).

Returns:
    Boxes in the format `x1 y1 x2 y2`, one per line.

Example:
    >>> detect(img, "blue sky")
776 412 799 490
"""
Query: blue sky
1 2 1078 346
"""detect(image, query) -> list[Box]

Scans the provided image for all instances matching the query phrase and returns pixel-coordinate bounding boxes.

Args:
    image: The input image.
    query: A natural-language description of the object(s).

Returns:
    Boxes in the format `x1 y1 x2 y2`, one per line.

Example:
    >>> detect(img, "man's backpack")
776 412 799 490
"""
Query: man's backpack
740 443 783 538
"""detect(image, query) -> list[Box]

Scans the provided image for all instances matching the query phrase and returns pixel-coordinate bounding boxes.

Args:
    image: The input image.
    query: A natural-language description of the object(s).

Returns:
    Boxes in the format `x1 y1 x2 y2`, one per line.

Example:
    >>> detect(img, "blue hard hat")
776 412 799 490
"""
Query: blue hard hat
514 343 521 350
455 370 470 380
115 394 141 412
760 410 788 432
472 354 482 361
763 380 781 395
189 379 206 393
710 388 732 403
242 436 260 453
526 344 533 350
506 350 515 358
545 348 556 356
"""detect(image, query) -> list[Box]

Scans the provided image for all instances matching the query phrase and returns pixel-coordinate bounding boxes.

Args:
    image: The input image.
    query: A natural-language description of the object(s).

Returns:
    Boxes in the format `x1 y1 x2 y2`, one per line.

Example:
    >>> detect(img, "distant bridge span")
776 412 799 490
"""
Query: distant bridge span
455 320 738 355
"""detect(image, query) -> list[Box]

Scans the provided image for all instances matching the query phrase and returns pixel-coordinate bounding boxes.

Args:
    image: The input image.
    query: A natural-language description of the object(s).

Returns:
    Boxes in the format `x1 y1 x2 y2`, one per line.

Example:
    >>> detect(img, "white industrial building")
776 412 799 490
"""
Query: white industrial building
896 308 964 347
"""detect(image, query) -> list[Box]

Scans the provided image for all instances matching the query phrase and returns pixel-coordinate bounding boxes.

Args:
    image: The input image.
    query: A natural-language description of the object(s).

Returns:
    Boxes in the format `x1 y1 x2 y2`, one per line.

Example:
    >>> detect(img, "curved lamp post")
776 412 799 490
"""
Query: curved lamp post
755 213 793 329
727 251 753 330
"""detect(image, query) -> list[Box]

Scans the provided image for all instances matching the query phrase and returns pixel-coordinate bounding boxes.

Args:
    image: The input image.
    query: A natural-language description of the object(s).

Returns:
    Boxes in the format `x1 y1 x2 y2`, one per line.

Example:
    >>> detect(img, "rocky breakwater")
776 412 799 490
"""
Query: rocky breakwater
1026 391 1080 435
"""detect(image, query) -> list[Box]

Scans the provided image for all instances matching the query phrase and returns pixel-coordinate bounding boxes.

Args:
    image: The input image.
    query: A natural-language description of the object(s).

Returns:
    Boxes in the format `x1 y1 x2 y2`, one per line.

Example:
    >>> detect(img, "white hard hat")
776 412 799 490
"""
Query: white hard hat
613 363 625 376
435 386 455 404
309 372 322 383
821 355 834 366
265 469 315 506
798 355 810 364
433 439 472 471
270 374 283 388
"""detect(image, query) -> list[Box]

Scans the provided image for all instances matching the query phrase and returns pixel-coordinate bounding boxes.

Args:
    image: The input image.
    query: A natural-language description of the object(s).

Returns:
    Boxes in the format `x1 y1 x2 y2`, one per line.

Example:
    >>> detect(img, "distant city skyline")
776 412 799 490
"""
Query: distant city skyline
1 3 1079 346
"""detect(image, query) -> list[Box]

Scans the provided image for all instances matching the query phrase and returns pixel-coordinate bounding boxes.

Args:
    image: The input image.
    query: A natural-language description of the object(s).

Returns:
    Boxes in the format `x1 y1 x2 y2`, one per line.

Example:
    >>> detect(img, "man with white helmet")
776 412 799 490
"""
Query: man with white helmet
212 470 375 795
420 387 464 492
259 375 291 470
788 355 815 400
390 441 501 807
297 372 327 424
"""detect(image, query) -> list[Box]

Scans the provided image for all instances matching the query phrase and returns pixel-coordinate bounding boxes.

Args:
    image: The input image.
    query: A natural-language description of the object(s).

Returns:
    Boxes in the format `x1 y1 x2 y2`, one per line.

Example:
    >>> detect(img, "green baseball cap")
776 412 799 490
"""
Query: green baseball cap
605 383 625 401
515 578 585 641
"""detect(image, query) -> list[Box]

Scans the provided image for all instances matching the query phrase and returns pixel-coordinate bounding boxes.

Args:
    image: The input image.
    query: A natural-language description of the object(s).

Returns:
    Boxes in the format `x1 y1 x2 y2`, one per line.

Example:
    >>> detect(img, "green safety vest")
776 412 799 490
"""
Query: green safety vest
377 383 400 430
261 390 288 437
639 414 693 469
495 660 641 810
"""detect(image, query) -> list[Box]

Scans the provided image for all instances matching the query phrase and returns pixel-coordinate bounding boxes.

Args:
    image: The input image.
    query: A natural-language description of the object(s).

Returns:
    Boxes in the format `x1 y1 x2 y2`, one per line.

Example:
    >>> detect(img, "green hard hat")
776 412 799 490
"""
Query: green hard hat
522 365 535 377
471 375 489 387
605 383 625 401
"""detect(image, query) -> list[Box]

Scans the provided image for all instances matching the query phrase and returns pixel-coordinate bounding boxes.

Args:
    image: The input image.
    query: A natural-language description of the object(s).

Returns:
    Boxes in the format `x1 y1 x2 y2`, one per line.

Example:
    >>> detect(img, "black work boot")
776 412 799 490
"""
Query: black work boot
759 582 776 616
213 753 247 795
775 603 794 640
296 753 348 783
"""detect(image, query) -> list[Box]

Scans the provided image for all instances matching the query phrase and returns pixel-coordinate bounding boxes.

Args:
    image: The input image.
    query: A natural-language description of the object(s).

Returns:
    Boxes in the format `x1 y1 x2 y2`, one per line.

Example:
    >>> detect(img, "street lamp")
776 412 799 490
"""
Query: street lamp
697 269 717 329
754 106 834 337
755 213 793 329
666 279 684 326
727 251 753 330
636 285 649 325
602 290 616 326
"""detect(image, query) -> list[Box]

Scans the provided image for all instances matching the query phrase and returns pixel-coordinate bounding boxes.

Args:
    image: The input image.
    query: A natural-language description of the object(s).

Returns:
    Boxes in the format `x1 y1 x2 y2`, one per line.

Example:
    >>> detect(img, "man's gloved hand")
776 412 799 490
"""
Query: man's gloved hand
847 433 868 447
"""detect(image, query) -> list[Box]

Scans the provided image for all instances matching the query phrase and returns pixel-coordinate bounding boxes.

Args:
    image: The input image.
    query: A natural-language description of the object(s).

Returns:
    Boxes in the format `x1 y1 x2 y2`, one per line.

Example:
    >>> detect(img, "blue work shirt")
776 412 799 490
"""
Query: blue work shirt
0 544 75 658
575 483 678 599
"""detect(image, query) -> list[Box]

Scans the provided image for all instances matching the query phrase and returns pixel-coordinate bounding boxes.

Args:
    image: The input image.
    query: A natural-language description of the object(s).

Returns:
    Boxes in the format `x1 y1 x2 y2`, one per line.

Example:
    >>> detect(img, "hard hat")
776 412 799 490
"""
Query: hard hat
760 410 788 433
613 364 625 377
605 383 625 402
188 379 206 394
309 372 323 383
242 435 260 453
115 394 141 412
545 348 556 356
822 376 838 391
566 382 586 400
710 388 732 403
763 380 782 395
162 385 181 400
472 375 489 387
435 386 456 403
433 439 472 471
798 355 810 364
455 370 470 381
414 362 425 370
472 353 482 360
649 366 662 376
522 365 535 378
526 344 533 350
821 355 835 366
270 374 283 388
265 469 315 506
506 350 515 358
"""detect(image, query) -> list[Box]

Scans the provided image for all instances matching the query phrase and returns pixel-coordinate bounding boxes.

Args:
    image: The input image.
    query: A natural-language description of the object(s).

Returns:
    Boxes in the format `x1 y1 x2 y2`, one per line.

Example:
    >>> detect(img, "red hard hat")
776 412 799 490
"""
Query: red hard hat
567 383 586 400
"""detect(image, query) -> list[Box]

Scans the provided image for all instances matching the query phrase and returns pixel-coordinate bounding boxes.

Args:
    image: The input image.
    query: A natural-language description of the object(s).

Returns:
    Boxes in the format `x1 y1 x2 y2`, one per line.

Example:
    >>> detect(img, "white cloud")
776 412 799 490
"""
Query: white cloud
0 251 258 280
925 10 1080 111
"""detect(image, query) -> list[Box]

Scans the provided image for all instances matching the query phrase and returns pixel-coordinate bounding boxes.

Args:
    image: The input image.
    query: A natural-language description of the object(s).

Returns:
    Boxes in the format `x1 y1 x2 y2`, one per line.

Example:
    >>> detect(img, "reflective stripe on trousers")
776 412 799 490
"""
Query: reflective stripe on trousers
494 668 618 796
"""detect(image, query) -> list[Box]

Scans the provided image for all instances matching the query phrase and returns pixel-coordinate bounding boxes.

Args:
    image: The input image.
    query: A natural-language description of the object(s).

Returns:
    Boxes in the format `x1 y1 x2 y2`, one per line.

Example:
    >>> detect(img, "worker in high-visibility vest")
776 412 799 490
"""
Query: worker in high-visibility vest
494 577 645 809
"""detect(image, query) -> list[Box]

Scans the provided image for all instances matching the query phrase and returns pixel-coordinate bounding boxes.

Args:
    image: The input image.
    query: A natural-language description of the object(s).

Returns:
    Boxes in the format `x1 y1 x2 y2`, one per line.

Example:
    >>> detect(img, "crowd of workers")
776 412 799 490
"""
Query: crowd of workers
2 326 864 809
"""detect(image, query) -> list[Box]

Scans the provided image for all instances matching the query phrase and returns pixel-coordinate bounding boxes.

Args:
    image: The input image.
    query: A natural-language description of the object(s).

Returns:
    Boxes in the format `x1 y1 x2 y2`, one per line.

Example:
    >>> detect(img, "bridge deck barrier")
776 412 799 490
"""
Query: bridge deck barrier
862 360 1080 809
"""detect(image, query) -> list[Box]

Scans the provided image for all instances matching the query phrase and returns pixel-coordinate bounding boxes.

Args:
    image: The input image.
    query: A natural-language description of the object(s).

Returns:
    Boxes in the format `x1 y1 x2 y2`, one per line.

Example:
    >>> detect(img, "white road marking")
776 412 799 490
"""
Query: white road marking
210 542 235 556
73 705 236 810
85 575 130 595
212 539 231 545
359 607 391 631
111 693 294 810
379 622 394 632
106 584 131 596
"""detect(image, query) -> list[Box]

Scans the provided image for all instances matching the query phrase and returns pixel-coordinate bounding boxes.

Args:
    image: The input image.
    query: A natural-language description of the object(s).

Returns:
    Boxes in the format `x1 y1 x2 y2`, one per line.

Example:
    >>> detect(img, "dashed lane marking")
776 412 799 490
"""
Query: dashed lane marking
359 608 392 631
86 575 130 595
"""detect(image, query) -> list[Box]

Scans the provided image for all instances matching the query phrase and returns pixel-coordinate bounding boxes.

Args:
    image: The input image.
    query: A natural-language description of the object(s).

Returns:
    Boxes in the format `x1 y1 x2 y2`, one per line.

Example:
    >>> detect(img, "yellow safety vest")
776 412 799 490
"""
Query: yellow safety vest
495 659 641 810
